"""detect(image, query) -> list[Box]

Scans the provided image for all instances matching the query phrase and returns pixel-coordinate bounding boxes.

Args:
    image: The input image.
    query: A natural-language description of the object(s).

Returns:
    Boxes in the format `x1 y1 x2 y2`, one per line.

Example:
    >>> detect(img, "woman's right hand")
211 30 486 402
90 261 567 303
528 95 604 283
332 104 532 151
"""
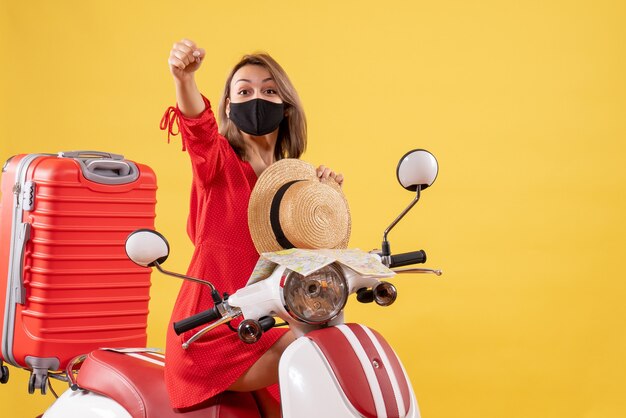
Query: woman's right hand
168 39 206 84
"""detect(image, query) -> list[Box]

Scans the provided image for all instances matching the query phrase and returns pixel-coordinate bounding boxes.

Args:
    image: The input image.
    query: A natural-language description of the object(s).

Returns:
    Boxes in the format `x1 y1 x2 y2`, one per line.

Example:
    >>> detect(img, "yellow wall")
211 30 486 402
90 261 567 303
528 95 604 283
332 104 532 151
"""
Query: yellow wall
1 1 625 417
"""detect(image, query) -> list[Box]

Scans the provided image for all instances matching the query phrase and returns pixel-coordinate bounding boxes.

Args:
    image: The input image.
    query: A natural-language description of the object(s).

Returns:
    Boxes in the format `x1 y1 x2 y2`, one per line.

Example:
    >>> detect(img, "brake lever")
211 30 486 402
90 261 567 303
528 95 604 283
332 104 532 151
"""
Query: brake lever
181 307 242 349
392 267 443 276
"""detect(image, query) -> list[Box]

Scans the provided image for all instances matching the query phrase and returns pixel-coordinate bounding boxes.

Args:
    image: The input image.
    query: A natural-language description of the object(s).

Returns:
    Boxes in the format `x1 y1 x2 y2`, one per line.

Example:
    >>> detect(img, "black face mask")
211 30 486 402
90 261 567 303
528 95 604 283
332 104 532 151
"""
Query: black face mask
229 99 285 136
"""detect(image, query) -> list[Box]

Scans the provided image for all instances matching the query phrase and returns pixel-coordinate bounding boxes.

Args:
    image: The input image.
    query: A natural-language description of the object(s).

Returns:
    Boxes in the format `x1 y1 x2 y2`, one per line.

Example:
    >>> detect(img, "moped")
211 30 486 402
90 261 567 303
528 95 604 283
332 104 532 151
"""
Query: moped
41 149 442 418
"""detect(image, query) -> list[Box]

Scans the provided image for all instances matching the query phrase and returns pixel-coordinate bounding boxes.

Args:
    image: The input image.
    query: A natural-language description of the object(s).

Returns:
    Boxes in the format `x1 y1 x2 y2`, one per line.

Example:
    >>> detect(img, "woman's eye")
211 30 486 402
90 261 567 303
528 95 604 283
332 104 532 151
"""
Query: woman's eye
265 89 277 95
237 89 249 95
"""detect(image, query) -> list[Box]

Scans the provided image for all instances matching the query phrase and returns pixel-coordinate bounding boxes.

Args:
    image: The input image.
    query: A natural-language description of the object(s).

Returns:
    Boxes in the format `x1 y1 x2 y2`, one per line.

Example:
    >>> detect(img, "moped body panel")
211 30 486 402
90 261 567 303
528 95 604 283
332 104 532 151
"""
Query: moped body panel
43 389 133 418
280 323 421 418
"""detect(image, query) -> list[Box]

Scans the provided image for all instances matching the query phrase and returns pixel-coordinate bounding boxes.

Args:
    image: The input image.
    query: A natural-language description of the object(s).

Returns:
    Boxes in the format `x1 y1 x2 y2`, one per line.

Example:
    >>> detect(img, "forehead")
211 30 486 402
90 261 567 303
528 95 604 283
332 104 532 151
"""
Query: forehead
232 64 274 84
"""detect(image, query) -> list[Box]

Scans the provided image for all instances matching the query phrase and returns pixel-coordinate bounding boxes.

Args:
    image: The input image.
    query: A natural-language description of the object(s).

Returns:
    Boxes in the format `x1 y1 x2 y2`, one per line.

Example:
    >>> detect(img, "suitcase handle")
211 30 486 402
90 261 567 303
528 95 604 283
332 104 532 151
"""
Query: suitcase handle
59 151 140 185
13 222 31 305
58 150 124 161
80 160 140 184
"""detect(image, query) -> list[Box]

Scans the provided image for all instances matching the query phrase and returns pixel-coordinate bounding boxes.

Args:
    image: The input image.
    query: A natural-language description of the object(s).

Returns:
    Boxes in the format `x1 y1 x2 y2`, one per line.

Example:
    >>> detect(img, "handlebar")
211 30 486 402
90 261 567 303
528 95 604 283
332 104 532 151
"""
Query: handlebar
388 250 427 268
173 307 221 335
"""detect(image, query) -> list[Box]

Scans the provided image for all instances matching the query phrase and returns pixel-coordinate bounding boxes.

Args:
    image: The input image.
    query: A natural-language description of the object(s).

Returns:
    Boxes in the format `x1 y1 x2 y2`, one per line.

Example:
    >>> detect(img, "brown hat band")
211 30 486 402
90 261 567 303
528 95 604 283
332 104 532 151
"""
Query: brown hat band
270 179 303 249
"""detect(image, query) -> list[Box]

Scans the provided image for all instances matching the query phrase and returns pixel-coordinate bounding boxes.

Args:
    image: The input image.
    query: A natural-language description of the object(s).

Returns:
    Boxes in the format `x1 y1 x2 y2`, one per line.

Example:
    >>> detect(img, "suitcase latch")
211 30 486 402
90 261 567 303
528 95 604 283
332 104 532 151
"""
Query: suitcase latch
22 181 36 211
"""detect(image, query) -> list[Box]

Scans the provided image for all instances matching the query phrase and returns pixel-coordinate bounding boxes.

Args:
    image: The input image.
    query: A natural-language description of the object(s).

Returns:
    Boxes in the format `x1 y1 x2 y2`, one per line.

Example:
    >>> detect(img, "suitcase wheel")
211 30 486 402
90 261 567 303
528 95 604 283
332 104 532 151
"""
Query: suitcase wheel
0 365 8 384
27 371 48 395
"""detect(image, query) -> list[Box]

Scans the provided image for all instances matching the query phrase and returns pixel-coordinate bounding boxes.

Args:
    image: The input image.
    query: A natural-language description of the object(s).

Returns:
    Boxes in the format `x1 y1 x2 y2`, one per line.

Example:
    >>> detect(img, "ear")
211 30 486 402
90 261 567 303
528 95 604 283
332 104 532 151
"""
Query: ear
226 98 231 119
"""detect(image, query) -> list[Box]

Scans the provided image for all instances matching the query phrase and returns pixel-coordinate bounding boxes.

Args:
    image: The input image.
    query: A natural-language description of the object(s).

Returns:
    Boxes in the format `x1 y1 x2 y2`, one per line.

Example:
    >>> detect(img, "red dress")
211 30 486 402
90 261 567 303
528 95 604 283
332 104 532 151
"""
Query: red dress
160 96 287 409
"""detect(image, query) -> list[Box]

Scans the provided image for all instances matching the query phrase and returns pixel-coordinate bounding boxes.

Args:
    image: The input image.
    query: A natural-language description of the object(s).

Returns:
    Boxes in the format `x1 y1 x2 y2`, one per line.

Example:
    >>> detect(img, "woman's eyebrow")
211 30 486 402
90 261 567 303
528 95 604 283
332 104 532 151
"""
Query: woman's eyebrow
235 77 274 84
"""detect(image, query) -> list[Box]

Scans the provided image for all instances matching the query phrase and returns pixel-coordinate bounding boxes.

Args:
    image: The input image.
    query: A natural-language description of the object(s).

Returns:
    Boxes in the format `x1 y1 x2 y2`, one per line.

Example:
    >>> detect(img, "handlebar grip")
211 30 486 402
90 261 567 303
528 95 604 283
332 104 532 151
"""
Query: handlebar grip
173 307 220 335
389 250 427 268
356 288 375 303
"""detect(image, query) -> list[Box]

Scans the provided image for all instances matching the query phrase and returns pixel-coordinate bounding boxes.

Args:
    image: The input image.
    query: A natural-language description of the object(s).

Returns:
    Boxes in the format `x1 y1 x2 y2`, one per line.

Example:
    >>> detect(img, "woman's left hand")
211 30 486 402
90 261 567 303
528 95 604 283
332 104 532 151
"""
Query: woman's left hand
316 165 344 187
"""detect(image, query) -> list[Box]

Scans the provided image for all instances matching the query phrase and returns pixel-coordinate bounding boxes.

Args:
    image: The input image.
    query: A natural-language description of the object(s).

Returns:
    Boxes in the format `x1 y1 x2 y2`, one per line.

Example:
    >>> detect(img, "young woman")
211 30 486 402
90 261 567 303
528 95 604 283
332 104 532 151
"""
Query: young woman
160 39 343 418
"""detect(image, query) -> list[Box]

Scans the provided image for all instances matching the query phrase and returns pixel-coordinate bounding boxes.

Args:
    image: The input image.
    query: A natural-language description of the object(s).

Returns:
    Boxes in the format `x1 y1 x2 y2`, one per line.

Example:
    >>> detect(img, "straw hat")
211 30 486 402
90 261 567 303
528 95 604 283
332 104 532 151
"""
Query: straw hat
248 159 351 253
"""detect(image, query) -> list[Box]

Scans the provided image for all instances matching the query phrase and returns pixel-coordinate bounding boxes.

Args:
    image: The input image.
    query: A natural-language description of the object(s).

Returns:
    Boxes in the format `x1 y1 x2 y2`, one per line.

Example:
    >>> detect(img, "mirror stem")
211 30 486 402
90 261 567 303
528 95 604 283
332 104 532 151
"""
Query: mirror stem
154 262 217 293
382 187 421 256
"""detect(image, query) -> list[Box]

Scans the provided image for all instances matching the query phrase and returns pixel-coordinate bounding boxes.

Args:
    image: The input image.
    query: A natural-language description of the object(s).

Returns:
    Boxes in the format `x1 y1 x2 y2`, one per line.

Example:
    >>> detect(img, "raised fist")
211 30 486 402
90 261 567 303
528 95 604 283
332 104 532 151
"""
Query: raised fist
168 39 206 83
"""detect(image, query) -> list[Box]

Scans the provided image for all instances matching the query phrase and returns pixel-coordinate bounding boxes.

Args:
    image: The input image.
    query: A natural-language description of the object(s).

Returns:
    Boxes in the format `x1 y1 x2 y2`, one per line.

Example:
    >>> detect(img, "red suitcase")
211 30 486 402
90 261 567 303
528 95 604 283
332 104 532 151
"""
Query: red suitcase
0 151 157 393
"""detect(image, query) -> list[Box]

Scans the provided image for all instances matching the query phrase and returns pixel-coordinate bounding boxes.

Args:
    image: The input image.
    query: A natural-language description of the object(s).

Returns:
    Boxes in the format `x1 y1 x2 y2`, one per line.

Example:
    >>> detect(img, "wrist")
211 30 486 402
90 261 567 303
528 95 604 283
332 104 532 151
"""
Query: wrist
174 77 205 118
174 76 197 91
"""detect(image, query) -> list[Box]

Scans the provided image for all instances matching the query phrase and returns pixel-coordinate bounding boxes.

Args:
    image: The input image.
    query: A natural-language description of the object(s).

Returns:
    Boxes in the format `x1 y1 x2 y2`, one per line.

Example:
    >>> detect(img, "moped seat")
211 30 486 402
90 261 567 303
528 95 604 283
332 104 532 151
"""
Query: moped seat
76 349 260 418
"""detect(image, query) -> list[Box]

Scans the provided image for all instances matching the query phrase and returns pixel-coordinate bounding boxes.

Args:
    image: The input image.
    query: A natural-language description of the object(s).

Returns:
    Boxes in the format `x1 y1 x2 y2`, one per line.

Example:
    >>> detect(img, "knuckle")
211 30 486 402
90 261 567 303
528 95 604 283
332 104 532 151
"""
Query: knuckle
170 58 183 68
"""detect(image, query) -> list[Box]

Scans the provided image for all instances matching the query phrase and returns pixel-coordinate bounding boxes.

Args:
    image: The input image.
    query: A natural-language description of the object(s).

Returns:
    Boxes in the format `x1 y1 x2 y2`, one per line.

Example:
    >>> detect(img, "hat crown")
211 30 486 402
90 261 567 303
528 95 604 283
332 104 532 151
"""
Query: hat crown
279 180 350 249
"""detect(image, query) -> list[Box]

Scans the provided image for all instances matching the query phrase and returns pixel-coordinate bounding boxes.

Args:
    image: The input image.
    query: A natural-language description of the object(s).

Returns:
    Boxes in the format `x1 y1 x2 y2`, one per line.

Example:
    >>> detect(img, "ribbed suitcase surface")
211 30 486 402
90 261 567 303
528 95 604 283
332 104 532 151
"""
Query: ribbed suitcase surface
0 152 157 387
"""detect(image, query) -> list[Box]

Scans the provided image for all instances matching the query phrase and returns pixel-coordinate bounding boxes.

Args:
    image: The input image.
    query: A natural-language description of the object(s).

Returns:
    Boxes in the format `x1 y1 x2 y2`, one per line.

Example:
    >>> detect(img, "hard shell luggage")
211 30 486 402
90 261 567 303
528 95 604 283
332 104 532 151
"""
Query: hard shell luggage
0 151 157 393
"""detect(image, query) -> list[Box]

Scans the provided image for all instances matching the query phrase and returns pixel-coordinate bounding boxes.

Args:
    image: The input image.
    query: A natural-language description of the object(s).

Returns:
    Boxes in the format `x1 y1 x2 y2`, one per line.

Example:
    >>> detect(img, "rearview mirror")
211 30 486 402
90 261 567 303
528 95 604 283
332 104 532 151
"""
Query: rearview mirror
382 149 439 257
396 149 439 191
125 229 170 267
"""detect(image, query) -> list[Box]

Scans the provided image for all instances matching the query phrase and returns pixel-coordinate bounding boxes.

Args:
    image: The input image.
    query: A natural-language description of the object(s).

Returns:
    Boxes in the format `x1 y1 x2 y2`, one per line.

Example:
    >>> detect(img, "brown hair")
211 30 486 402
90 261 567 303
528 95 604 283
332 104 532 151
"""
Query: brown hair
218 53 307 161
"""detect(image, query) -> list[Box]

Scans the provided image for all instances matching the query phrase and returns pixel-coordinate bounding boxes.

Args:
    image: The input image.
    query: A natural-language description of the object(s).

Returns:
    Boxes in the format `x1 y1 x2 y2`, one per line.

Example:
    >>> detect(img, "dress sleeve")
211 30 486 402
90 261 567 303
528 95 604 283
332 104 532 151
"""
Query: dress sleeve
160 95 230 188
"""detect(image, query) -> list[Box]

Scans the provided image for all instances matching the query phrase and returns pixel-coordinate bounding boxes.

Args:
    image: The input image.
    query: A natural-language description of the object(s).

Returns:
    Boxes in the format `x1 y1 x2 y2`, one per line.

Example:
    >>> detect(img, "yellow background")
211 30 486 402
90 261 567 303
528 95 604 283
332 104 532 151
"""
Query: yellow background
1 1 625 417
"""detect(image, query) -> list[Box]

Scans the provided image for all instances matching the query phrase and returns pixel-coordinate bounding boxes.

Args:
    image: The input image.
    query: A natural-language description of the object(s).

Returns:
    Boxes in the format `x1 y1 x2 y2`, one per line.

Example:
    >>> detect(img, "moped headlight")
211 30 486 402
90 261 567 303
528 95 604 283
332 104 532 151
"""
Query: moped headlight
283 263 348 325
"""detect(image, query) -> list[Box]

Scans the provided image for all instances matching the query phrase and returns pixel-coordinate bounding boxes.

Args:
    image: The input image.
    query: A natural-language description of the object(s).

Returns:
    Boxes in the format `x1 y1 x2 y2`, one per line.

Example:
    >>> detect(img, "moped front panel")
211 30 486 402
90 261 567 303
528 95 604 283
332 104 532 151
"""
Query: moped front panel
279 323 420 418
